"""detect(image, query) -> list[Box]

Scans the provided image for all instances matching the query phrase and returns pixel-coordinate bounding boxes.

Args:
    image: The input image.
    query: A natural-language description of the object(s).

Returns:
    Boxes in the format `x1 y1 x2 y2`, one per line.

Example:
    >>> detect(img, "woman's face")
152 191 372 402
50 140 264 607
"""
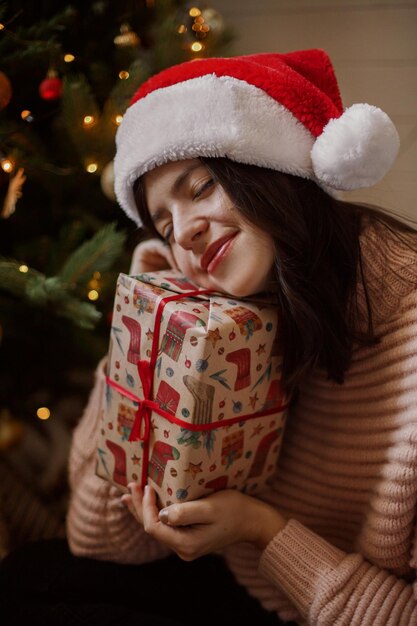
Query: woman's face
143 159 276 297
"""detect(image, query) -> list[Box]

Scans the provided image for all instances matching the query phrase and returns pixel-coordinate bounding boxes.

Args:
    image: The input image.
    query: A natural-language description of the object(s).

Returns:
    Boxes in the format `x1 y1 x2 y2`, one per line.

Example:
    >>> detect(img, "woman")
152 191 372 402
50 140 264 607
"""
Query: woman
2 49 417 626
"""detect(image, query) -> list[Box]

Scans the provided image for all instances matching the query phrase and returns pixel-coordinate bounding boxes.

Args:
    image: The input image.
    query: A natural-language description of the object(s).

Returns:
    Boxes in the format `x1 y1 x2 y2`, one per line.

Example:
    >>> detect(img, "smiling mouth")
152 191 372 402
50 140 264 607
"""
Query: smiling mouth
201 233 238 274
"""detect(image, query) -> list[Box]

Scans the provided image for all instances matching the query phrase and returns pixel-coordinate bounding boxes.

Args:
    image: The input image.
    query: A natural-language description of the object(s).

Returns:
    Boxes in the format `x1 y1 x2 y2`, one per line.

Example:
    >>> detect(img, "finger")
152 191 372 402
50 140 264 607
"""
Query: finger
141 487 198 552
142 485 161 525
158 499 212 527
128 482 143 511
162 245 178 270
120 494 141 523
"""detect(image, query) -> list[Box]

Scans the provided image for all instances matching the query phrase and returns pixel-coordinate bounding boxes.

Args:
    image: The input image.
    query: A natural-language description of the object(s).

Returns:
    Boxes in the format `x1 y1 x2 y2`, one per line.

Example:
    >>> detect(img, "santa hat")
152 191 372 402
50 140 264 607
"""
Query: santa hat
114 49 399 225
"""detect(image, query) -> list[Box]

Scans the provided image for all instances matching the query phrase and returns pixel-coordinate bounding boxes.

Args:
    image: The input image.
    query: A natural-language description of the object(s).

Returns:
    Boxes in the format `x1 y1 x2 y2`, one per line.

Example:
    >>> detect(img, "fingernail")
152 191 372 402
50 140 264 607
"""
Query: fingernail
159 508 169 524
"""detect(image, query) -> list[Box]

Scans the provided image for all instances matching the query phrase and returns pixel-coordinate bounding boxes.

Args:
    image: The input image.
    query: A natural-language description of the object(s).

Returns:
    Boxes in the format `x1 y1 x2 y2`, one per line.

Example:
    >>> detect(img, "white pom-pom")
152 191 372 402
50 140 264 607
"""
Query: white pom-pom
311 103 400 190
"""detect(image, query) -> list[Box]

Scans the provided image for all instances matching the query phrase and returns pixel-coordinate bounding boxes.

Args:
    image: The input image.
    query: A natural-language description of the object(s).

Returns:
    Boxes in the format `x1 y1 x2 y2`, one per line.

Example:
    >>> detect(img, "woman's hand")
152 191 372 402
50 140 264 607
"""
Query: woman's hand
121 484 287 561
129 238 178 274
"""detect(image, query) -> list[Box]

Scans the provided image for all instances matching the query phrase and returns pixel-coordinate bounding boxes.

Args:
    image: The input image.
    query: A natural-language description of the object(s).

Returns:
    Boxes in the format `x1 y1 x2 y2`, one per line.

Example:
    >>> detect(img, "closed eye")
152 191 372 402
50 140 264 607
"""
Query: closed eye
162 224 173 243
192 178 214 200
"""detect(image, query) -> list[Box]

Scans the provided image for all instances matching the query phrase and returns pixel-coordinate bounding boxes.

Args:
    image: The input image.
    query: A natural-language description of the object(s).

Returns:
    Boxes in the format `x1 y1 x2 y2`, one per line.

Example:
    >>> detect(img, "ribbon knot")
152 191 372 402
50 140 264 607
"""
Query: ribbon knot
129 359 154 442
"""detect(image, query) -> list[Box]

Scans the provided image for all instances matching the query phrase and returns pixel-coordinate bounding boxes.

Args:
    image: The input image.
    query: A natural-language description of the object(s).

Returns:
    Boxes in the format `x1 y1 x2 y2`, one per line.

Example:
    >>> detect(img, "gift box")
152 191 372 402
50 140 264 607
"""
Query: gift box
96 270 288 507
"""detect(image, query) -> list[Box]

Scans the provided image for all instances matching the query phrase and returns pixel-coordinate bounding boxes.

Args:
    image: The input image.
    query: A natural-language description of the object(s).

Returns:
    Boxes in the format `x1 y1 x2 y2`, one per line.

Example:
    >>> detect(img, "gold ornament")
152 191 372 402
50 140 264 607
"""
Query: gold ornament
114 23 140 48
100 161 116 201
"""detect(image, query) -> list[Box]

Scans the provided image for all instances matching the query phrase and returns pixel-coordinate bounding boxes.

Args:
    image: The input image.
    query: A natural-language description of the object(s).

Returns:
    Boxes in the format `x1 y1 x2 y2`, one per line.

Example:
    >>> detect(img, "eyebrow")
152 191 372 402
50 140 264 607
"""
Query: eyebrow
149 162 204 225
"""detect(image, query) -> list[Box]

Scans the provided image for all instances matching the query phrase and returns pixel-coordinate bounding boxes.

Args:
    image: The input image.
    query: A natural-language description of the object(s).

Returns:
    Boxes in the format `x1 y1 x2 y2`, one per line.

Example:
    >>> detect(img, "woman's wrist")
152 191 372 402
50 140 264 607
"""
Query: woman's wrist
246 496 287 549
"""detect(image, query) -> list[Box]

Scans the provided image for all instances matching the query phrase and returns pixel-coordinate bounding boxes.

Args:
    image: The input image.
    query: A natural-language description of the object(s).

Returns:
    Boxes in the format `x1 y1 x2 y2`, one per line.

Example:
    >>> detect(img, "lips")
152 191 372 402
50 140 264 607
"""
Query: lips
201 233 237 273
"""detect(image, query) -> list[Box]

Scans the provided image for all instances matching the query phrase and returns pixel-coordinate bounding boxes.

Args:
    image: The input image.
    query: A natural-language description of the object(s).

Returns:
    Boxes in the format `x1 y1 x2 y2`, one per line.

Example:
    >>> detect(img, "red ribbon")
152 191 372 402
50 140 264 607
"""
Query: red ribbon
105 287 289 489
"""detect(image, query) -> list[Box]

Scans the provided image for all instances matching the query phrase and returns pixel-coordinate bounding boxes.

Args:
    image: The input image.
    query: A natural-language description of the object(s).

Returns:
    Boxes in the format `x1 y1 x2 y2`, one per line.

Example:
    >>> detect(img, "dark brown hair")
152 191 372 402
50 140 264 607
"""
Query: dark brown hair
133 157 414 394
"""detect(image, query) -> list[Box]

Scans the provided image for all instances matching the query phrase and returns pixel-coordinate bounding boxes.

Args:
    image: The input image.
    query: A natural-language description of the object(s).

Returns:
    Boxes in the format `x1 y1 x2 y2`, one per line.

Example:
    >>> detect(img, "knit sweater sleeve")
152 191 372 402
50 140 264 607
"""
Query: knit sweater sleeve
66 357 171 564
259 519 417 625
258 286 417 625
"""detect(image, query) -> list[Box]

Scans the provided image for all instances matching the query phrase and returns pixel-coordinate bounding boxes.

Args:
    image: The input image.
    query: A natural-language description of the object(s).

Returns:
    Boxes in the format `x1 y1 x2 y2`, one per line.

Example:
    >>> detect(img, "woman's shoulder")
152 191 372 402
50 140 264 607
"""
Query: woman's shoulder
361 211 417 261
357 213 417 322
360 214 417 281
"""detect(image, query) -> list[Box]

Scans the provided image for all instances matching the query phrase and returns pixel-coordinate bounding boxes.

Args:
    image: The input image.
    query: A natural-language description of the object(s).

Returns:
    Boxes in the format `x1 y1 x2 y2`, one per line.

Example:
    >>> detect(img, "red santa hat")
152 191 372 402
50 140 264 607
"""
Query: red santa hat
114 49 399 225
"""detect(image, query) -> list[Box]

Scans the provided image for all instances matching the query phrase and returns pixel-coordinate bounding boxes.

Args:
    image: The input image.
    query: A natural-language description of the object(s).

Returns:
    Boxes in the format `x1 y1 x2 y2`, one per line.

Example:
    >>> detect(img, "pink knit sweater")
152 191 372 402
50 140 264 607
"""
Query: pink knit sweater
67 219 417 625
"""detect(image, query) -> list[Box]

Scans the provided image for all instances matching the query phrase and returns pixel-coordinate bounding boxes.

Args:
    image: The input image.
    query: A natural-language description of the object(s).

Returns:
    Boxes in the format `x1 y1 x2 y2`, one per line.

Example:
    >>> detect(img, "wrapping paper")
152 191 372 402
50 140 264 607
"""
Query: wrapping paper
96 271 288 507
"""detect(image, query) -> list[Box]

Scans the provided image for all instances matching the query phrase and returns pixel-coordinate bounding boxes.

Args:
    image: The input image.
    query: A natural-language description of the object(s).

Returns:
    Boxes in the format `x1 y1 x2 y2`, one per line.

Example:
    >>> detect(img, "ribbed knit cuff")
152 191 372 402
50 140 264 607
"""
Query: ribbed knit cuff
259 519 346 618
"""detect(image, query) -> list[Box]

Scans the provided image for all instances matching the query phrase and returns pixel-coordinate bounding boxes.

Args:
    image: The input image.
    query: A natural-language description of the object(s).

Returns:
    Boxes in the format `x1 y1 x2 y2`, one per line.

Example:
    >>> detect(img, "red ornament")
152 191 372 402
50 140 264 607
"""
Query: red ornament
39 71 62 101
0 72 12 110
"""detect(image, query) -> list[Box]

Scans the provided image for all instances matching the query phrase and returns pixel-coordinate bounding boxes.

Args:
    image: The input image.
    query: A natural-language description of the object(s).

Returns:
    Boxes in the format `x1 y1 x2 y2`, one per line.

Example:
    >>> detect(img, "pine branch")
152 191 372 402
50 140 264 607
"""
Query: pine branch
60 73 102 165
0 259 101 329
0 6 76 64
0 260 41 296
58 222 126 288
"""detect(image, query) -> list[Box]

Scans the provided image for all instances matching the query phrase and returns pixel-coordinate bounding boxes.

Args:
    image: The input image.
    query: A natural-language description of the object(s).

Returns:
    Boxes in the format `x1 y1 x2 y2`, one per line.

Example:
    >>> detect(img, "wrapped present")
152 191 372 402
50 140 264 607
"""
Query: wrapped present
96 270 288 507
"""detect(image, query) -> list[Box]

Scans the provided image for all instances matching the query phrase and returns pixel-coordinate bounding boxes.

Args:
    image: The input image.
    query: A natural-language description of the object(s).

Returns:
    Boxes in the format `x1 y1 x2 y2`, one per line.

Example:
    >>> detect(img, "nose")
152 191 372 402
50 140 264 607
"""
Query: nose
173 208 209 249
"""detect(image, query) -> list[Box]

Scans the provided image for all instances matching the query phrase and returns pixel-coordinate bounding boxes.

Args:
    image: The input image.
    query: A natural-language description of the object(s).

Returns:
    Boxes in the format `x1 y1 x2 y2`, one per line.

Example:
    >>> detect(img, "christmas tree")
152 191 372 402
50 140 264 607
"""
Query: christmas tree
0 0 232 551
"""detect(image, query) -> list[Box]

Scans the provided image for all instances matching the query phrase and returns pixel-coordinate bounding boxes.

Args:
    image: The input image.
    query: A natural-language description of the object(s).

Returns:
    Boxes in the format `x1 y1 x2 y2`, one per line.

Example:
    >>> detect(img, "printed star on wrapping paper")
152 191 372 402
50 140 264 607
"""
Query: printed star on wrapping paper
205 327 222 347
146 328 154 341
251 424 264 438
131 454 141 465
249 392 259 409
234 469 244 479
256 343 266 356
184 461 203 480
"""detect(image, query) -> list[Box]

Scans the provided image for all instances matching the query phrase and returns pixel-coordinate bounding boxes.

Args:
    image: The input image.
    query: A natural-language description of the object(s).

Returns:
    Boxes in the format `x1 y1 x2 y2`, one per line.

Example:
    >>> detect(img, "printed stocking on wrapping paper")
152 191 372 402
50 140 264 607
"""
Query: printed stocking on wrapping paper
148 441 180 487
223 306 263 338
247 430 279 479
226 348 251 391
160 311 204 362
183 375 215 425
155 380 180 415
122 315 142 363
105 440 128 487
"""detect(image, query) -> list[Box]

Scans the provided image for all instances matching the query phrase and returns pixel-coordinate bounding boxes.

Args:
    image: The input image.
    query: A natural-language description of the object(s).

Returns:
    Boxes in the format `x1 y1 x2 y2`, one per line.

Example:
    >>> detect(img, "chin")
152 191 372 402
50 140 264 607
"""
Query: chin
221 282 259 298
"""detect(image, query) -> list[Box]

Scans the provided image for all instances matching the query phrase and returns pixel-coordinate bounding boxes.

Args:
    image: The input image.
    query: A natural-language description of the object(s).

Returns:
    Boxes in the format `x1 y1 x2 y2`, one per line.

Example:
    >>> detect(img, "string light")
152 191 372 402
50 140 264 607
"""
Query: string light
21 109 34 122
86 162 98 173
118 70 129 80
88 289 99 301
37 407 50 420
64 53 75 63
0 24 4 31
114 114 123 125
88 270 101 299
83 115 95 127
177 24 187 34
191 42 203 52
189 7 201 17
0 157 14 173
19 264 29 273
